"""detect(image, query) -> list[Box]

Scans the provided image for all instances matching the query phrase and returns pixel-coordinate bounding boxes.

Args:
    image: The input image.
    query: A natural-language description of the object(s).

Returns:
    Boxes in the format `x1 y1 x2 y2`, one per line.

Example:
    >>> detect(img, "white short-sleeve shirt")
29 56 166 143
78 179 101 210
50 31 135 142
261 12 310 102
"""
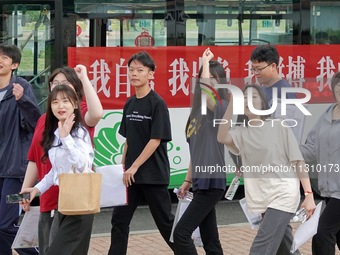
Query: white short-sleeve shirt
228 119 303 213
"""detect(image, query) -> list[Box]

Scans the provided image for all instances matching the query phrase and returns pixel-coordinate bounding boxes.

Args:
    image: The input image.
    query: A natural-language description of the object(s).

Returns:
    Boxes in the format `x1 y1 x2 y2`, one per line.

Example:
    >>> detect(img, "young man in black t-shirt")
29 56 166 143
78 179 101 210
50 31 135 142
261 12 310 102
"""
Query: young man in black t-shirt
108 51 175 255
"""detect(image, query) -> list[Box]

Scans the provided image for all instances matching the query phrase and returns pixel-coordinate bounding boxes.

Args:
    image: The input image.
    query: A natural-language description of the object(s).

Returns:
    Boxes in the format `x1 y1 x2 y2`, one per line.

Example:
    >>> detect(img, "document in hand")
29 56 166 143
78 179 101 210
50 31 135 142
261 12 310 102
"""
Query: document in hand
169 197 203 247
239 197 262 230
12 206 40 248
290 201 323 253
95 164 128 207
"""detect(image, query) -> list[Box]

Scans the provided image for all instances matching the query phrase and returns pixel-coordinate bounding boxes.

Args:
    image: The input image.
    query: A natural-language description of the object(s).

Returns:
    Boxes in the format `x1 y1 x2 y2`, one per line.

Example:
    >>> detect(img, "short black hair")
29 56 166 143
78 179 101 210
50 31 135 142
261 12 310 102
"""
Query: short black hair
0 43 21 65
250 45 279 66
128 51 155 71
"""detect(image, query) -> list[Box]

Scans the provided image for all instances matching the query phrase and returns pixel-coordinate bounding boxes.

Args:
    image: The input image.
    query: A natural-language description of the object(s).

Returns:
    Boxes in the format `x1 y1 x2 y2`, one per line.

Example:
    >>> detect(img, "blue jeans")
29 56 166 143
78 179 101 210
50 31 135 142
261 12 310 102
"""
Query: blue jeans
249 207 300 255
173 188 225 255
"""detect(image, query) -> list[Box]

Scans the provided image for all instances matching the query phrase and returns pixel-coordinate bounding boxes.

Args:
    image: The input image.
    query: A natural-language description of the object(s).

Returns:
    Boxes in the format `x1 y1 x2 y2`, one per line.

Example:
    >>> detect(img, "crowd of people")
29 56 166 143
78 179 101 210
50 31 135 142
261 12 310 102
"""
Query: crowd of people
0 42 339 255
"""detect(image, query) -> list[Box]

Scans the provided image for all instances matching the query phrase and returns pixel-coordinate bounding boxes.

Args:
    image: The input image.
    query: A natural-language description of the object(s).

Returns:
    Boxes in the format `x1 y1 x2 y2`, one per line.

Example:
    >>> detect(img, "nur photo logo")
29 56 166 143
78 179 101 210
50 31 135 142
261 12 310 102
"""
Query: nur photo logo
201 84 311 117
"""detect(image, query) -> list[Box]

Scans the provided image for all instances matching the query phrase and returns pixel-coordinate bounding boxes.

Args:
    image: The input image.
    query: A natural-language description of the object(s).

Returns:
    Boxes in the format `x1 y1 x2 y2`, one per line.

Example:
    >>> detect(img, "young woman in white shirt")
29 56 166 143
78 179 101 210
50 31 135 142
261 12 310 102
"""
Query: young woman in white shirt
217 84 316 255
22 84 94 255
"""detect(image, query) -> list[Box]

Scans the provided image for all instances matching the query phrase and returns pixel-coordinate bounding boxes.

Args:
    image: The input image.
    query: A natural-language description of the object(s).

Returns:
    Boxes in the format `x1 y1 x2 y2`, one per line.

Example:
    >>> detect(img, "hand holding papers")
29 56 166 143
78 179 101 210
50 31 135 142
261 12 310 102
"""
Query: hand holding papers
239 198 262 230
12 206 39 249
290 201 323 253
170 189 203 247
95 164 127 207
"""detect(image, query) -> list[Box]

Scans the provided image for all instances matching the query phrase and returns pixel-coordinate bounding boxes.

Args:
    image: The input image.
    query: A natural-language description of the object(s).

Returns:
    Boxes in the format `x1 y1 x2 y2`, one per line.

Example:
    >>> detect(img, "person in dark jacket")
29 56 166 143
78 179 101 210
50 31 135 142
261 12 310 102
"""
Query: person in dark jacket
0 43 41 255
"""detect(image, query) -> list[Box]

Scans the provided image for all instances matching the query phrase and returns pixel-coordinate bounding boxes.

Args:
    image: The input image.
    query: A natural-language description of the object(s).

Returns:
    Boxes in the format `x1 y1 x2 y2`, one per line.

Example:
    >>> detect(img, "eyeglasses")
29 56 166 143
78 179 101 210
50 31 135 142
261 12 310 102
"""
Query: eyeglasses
250 63 271 74
49 80 71 87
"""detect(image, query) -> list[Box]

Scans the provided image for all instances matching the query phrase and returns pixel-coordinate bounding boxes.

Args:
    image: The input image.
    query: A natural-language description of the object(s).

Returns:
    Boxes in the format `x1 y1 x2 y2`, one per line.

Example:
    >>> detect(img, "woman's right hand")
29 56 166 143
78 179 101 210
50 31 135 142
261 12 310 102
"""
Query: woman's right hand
19 199 31 212
58 113 75 138
177 182 191 199
300 194 316 220
235 167 243 177
19 187 40 211
202 47 214 63
74 64 88 81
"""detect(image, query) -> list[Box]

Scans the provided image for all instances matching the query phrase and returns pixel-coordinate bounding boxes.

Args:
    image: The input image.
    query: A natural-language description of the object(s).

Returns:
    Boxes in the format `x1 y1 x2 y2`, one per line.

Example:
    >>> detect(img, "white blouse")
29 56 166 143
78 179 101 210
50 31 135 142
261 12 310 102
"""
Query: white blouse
35 126 94 194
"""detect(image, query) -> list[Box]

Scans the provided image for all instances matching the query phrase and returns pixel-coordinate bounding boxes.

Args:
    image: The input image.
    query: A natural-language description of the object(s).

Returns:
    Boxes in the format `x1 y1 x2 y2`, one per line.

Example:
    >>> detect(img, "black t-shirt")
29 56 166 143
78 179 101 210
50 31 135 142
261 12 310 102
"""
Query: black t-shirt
119 90 172 185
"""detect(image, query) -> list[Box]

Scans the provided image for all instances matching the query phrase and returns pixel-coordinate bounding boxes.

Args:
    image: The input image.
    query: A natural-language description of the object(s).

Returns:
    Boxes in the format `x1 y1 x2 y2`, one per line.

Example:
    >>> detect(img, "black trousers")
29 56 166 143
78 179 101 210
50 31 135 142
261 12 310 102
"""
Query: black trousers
312 197 340 255
173 188 225 255
46 212 94 255
108 184 175 255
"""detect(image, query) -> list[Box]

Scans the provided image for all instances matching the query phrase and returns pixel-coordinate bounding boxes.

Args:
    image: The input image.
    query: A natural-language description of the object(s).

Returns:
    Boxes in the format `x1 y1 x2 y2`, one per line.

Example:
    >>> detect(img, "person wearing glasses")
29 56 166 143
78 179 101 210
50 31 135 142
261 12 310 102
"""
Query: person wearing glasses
250 45 296 102
217 84 316 255
20 65 103 255
229 45 299 175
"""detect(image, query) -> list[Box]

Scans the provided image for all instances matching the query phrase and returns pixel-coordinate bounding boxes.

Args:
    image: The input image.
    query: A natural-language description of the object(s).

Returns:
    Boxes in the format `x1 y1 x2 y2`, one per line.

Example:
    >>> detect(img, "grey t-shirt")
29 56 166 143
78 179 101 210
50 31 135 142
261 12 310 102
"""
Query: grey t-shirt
188 101 228 190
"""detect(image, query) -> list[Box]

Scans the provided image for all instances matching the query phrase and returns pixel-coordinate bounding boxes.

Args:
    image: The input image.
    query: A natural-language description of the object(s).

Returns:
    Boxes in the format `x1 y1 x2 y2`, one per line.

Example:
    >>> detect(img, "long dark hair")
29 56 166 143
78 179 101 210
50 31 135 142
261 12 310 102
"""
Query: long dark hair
40 85 86 162
48 66 84 101
185 60 228 136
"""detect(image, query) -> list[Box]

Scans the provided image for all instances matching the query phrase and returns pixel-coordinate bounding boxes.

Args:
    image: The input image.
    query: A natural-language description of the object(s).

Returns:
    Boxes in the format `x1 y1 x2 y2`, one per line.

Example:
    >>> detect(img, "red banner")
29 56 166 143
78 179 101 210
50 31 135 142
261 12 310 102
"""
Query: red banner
68 45 339 109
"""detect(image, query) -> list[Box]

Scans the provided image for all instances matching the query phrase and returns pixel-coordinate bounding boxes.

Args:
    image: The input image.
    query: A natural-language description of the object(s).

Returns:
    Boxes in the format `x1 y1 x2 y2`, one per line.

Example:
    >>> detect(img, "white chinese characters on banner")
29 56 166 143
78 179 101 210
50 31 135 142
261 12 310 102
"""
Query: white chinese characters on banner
87 54 340 100
89 58 155 99
115 58 130 98
90 59 111 97
277 56 286 79
168 58 190 96
316 56 336 92
286 56 306 88
216 56 231 83
170 56 231 96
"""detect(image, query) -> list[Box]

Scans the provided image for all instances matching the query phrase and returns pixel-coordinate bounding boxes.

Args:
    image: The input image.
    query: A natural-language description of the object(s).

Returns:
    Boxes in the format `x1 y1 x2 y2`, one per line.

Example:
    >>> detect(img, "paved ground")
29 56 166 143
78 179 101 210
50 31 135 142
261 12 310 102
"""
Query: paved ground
12 222 340 254
88 222 340 255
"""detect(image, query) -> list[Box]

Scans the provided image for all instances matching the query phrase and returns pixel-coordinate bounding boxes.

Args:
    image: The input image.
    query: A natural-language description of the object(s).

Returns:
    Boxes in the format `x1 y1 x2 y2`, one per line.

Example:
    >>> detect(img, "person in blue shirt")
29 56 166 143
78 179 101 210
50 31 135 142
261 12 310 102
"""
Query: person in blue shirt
230 45 299 172
250 44 296 102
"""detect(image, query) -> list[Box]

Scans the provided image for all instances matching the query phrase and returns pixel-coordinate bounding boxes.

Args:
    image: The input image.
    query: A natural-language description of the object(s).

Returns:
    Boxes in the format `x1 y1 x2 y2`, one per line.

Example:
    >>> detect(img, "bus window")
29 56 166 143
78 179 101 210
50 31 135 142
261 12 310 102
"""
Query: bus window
184 1 293 46
76 19 89 47
243 3 293 45
311 2 340 45
0 4 54 111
